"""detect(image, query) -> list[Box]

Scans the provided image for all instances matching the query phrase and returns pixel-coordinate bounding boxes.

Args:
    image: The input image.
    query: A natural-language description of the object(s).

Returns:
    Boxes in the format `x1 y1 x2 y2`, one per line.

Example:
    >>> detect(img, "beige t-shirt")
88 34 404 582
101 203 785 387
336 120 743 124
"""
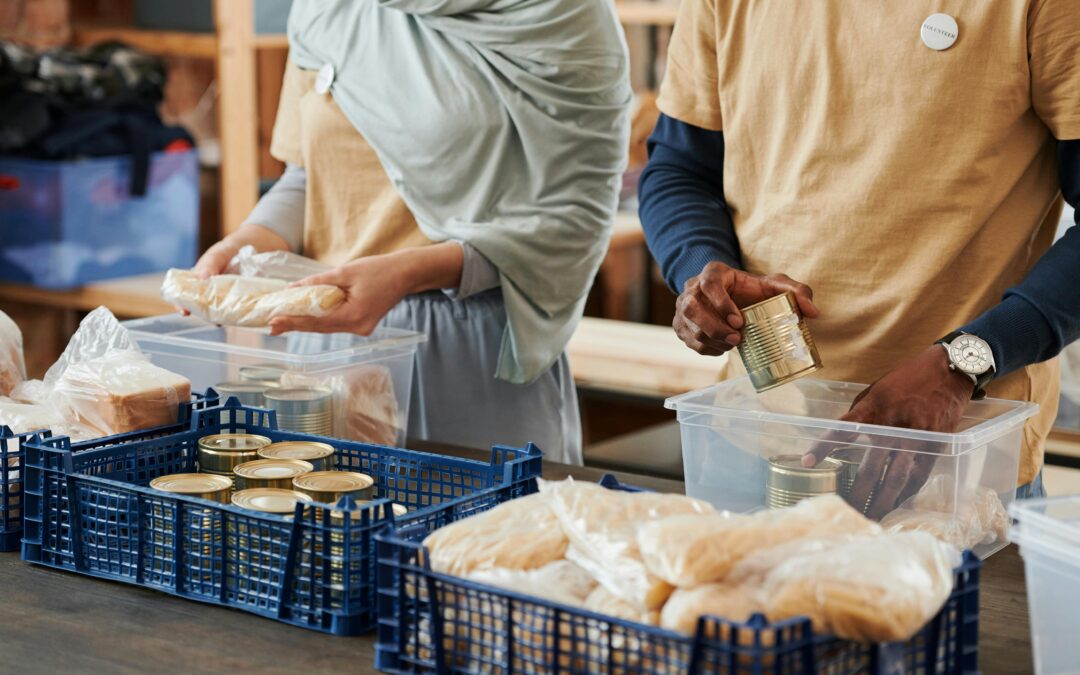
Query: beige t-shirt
269 61 432 267
659 0 1080 484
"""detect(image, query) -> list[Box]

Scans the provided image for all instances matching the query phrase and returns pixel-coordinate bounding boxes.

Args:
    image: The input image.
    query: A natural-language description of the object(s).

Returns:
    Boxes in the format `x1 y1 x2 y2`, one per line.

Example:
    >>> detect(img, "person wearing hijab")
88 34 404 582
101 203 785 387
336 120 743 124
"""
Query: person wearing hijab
193 0 631 464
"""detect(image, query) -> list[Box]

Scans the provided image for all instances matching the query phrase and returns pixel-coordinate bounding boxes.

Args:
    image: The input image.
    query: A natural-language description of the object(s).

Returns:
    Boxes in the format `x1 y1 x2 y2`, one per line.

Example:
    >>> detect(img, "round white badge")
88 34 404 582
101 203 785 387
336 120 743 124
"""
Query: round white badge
315 63 335 94
921 13 958 51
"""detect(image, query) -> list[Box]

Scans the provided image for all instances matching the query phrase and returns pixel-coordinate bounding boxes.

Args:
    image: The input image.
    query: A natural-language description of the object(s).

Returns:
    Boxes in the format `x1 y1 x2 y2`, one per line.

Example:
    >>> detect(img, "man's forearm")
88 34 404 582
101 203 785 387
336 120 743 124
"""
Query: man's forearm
638 114 741 292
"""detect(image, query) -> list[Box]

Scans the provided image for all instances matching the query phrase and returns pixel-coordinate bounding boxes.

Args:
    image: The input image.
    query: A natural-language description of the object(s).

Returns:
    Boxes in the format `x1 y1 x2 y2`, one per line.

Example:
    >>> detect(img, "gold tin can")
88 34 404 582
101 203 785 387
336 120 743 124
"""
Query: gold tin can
214 381 269 408
258 441 336 472
766 454 841 509
150 473 233 503
198 433 272 475
829 446 879 514
736 291 823 393
238 364 285 386
293 471 375 503
233 458 314 491
231 487 313 514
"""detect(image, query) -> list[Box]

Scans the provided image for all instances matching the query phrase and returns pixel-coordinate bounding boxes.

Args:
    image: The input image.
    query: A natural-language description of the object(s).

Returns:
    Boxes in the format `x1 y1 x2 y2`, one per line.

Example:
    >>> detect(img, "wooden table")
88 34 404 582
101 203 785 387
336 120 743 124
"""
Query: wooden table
0 457 1034 675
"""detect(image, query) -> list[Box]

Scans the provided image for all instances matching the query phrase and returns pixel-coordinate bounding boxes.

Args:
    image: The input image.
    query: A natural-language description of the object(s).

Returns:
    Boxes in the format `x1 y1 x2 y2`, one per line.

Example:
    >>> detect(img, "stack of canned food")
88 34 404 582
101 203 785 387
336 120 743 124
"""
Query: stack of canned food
215 365 334 436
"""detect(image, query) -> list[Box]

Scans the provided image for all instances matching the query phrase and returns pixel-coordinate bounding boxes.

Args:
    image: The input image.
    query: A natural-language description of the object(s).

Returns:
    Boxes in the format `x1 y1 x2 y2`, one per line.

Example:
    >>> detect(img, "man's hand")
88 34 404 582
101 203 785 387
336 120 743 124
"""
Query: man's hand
802 345 975 519
674 262 819 355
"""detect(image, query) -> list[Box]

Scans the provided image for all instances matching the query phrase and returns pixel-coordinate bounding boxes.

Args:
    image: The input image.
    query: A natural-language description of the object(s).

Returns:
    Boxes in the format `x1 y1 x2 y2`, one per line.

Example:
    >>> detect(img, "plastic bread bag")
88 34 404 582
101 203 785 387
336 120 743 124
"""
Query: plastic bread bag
638 495 881 588
161 268 345 328
0 310 25 397
227 245 332 283
759 531 961 642
879 474 1008 550
659 583 764 636
0 399 98 441
468 560 597 608
538 478 714 612
422 492 568 577
281 364 400 446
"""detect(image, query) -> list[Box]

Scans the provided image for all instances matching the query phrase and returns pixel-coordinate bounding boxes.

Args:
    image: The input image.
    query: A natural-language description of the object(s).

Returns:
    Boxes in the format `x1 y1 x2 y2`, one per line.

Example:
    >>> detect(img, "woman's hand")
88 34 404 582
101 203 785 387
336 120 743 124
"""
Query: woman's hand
269 242 465 336
192 224 292 279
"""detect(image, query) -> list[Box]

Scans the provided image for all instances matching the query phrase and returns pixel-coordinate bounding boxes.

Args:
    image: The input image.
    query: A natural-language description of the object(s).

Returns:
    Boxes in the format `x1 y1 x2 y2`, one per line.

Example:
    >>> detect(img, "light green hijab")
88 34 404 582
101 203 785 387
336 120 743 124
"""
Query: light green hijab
287 0 631 384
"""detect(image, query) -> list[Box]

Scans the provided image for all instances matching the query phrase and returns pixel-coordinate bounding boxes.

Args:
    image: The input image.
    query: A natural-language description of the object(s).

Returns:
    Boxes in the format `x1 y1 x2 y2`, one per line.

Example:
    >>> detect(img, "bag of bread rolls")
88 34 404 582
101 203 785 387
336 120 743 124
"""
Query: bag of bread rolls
0 311 25 398
638 495 880 588
879 474 1008 550
229 245 331 282
539 479 713 613
659 583 763 636
469 560 596 608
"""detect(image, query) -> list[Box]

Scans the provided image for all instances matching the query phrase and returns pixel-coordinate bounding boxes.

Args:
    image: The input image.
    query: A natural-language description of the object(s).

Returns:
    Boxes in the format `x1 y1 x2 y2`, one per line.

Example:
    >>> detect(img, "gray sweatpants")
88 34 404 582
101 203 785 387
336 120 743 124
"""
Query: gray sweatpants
381 289 583 466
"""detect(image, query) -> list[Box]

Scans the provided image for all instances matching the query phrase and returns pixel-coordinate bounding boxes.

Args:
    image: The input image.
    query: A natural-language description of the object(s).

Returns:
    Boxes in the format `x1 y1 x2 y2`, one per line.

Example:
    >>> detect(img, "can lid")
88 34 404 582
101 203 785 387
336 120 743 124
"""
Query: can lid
738 291 798 321
265 387 333 403
238 365 286 383
259 441 335 462
232 488 313 513
234 458 314 479
199 433 272 452
293 470 373 493
768 454 842 475
150 473 232 494
829 447 866 465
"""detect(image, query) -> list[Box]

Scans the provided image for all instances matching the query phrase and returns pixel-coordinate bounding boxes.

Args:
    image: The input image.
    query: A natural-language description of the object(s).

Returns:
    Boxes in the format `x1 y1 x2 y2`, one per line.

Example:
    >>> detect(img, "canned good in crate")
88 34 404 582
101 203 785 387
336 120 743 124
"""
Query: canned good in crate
198 433 271 475
149 473 232 571
238 364 285 386
259 441 336 472
293 470 374 502
318 501 409 603
214 381 269 407
231 487 313 515
736 291 822 393
766 454 840 509
264 387 334 436
233 459 314 491
150 473 233 504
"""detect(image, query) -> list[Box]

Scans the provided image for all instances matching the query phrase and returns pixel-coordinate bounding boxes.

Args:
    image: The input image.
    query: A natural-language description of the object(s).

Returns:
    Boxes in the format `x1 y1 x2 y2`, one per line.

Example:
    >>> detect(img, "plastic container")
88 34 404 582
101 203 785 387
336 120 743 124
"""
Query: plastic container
375 475 982 674
666 377 1038 558
125 314 425 446
0 150 199 289
20 399 542 636
1009 496 1080 675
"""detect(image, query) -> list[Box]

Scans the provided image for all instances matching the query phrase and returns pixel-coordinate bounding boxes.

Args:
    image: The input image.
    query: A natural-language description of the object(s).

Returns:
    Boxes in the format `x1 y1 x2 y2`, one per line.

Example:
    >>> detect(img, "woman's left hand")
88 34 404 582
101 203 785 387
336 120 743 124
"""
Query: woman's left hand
268 243 465 336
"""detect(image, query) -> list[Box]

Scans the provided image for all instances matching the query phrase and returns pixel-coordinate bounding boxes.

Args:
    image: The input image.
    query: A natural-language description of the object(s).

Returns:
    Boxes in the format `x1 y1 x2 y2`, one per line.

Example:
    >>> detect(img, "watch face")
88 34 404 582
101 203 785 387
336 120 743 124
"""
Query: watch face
949 336 992 375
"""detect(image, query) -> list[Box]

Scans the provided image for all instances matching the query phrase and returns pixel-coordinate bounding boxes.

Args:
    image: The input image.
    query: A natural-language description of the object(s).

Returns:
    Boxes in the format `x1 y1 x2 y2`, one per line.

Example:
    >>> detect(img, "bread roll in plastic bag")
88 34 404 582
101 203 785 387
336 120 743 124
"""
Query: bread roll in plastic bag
639 495 880 587
423 492 567 577
538 479 713 612
879 474 1008 550
659 583 763 636
0 311 25 397
161 268 344 328
228 245 332 283
583 585 659 625
760 531 960 642
469 560 596 608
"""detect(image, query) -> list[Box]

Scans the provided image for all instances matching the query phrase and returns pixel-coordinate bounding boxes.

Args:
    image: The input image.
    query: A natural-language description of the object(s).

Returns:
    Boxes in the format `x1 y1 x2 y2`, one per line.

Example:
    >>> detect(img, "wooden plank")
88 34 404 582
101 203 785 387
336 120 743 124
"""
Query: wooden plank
253 33 289 49
71 24 218 59
214 0 260 236
0 274 171 318
616 1 679 26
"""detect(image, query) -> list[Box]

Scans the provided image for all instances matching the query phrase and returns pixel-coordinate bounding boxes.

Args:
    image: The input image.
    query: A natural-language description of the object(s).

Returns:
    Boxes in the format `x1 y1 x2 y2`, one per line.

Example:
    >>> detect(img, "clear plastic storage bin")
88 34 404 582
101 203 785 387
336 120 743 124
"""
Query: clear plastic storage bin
1010 496 1080 675
125 315 425 446
0 150 199 289
667 377 1038 558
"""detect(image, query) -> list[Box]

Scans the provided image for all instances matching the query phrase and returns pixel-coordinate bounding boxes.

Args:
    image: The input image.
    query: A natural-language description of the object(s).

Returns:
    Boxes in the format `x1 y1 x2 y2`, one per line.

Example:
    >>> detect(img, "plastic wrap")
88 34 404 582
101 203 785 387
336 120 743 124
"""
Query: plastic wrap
538 479 713 612
468 560 596 608
161 268 345 328
0 311 25 397
760 531 961 642
280 364 400 446
0 399 97 441
879 474 1008 550
422 493 567 577
228 245 331 283
659 583 763 636
638 495 881 588
584 585 659 625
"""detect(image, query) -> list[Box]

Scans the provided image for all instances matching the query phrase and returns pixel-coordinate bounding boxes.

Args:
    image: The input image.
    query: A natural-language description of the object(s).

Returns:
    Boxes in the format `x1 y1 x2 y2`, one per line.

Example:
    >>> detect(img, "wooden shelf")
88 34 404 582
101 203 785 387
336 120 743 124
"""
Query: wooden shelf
253 34 289 49
71 25 219 59
616 1 679 26
0 274 172 318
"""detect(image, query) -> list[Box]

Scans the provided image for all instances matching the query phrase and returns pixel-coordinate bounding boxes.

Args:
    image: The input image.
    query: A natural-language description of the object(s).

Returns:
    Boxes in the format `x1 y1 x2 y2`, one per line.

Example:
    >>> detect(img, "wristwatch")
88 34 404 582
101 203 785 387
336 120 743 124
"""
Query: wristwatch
935 331 996 400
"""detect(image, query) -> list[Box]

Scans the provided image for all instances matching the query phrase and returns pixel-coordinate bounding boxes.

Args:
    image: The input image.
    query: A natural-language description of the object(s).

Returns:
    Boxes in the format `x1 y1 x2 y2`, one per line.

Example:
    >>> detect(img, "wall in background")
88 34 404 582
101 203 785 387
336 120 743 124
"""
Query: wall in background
0 0 69 47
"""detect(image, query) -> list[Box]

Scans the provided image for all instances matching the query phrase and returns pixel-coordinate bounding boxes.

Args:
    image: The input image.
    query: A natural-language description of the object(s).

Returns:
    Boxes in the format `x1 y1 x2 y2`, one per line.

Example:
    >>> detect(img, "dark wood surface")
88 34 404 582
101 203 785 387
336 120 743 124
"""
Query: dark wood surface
0 458 1034 674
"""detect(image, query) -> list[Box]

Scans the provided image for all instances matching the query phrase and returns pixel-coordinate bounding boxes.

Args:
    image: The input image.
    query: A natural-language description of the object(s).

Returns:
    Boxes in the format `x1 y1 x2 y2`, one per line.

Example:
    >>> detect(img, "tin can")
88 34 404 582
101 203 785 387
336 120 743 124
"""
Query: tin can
766 454 841 509
238 364 286 386
150 473 233 503
233 458 314 491
198 433 272 475
214 381 269 408
258 441 336 472
264 386 334 436
231 487 313 514
293 471 375 503
829 446 879 514
736 291 823 393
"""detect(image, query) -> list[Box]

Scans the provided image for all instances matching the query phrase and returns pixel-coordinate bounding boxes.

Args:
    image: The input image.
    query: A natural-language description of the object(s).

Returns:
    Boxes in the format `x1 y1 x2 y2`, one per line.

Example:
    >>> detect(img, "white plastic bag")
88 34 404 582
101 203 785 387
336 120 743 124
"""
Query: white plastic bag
879 474 1008 550
468 560 596 608
228 245 331 282
0 310 26 397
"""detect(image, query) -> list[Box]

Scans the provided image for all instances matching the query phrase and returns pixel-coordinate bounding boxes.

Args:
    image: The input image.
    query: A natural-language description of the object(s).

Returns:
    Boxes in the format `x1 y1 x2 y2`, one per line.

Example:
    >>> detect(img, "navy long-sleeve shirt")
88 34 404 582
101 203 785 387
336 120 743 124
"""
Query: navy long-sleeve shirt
639 113 1080 379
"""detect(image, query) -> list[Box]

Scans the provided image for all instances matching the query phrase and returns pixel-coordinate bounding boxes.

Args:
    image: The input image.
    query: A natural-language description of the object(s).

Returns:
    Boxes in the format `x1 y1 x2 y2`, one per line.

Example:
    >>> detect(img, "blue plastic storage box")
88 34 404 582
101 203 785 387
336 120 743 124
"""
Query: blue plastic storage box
375 475 982 674
0 392 220 552
0 149 199 289
20 397 542 635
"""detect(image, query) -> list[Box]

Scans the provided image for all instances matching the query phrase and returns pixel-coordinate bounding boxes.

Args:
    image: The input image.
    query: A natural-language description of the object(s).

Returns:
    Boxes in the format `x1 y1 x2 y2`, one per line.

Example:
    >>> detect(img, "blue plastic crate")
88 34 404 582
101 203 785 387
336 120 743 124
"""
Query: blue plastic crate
375 475 982 674
20 397 542 635
0 392 219 552
0 149 198 289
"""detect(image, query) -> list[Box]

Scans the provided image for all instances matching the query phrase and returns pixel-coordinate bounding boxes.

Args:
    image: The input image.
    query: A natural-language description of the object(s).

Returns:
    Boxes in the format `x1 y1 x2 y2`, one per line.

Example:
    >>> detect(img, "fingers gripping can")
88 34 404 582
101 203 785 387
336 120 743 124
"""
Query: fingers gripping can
736 291 822 393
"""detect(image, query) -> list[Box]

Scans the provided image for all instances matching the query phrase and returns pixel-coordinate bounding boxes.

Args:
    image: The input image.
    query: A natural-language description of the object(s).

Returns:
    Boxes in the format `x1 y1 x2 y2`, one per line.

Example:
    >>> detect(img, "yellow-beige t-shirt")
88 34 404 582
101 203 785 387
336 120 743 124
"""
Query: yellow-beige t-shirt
659 0 1080 484
269 60 432 267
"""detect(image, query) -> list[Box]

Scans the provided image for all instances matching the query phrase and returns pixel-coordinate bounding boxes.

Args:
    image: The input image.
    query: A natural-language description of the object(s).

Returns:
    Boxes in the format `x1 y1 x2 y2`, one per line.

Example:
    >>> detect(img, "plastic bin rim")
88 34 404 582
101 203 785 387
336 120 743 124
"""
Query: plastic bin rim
1009 495 1080 540
1009 526 1080 566
665 379 1038 451
124 315 427 363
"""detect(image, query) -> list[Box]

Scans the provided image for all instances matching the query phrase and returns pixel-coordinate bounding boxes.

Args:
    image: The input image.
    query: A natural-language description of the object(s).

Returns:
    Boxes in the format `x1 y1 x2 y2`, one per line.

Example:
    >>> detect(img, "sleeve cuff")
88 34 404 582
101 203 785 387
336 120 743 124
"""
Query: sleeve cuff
960 293 1057 379
443 241 500 300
